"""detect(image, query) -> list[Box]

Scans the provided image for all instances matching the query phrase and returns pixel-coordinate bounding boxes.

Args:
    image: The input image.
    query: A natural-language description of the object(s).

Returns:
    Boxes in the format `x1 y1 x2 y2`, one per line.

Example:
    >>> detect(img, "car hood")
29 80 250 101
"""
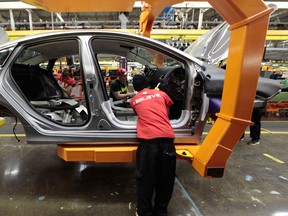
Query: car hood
185 22 282 99
184 22 230 65
0 27 9 45
202 62 282 100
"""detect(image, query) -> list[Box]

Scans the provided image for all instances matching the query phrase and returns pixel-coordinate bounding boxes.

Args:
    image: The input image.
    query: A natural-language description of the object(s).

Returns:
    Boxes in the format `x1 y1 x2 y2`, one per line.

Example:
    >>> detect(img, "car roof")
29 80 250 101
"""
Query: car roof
1 30 149 47
0 29 203 65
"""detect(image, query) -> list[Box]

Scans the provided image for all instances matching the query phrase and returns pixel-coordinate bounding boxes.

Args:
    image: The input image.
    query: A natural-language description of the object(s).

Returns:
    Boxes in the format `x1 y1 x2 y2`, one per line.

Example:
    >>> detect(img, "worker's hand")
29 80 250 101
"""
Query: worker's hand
155 82 160 90
128 92 135 98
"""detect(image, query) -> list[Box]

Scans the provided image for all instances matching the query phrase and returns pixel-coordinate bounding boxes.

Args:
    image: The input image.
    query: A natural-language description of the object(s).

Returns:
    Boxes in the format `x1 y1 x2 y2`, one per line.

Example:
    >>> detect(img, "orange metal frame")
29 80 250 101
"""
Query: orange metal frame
22 0 273 177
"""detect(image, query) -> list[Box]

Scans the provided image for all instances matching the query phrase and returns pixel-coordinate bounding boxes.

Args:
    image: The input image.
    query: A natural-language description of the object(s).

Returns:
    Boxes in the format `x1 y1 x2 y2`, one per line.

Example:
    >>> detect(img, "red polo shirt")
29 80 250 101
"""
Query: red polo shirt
130 88 175 139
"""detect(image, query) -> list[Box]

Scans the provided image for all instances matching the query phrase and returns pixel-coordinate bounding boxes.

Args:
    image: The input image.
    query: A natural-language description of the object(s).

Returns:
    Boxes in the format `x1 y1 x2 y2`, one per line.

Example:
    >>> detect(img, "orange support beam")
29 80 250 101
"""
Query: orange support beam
58 145 138 162
139 2 154 37
192 1 274 177
58 144 199 163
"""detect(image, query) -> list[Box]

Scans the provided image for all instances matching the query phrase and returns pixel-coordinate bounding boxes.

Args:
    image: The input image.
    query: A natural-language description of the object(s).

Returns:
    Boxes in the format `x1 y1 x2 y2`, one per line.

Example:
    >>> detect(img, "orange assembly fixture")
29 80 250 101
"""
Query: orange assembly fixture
139 0 274 177
193 1 273 177
22 0 274 177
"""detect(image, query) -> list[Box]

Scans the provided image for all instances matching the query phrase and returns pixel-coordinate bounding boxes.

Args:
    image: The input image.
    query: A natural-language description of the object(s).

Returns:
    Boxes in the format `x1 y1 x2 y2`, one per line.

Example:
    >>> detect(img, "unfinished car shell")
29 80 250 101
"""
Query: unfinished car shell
0 30 282 177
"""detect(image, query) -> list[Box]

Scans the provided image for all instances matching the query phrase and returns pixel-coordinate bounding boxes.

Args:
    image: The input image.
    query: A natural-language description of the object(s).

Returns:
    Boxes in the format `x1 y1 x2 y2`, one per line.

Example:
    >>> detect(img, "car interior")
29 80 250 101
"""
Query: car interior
10 39 88 125
9 36 187 126
91 38 186 120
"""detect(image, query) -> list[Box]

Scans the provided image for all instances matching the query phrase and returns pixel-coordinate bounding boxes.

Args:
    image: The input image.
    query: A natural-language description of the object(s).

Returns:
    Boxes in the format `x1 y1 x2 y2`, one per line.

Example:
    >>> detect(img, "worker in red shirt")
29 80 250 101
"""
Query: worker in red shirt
130 74 176 216
57 67 76 96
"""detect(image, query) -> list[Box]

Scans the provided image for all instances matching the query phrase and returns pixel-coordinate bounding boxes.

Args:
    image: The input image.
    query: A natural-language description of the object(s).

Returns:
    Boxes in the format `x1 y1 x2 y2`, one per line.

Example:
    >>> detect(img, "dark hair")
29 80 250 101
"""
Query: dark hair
62 68 70 77
132 74 149 92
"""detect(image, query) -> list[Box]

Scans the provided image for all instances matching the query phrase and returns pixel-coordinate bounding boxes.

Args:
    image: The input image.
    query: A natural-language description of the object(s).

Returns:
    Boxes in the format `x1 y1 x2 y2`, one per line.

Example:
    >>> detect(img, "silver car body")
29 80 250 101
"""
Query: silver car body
0 30 282 144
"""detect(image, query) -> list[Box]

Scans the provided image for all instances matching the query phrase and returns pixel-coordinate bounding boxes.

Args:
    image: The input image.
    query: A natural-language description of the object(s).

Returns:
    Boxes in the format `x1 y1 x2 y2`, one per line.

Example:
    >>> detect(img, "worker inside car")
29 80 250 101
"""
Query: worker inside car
57 67 76 96
109 68 134 102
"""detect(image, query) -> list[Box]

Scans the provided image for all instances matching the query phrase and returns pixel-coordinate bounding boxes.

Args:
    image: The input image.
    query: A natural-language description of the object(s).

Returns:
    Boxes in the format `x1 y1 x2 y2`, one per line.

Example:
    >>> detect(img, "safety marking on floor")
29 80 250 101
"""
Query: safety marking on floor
0 131 287 137
265 132 288 134
260 128 288 134
261 128 274 134
202 131 288 135
175 177 203 216
263 120 288 123
261 130 288 135
263 153 285 164
0 134 26 137
240 131 288 135
1 131 288 137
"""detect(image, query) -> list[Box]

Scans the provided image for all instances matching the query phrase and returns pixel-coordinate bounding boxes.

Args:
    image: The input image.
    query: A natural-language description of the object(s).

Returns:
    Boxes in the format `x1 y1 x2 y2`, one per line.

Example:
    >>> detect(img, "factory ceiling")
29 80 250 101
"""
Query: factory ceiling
0 0 287 30
0 1 287 61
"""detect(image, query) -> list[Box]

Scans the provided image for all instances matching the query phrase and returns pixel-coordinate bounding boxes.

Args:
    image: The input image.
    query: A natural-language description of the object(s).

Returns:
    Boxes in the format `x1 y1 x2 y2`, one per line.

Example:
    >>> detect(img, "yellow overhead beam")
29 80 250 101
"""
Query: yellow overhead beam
21 0 206 12
6 29 288 41
266 30 288 41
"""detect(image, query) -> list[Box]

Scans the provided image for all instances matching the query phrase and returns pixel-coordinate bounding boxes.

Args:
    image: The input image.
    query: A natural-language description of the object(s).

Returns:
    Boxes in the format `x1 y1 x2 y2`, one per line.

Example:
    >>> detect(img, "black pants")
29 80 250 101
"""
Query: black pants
250 108 262 141
136 138 176 216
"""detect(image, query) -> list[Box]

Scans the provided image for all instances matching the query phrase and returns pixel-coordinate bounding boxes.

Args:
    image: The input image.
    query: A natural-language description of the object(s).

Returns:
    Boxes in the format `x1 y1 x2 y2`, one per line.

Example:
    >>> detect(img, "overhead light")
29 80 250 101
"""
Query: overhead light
265 2 288 9
0 1 35 9
55 12 64 22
